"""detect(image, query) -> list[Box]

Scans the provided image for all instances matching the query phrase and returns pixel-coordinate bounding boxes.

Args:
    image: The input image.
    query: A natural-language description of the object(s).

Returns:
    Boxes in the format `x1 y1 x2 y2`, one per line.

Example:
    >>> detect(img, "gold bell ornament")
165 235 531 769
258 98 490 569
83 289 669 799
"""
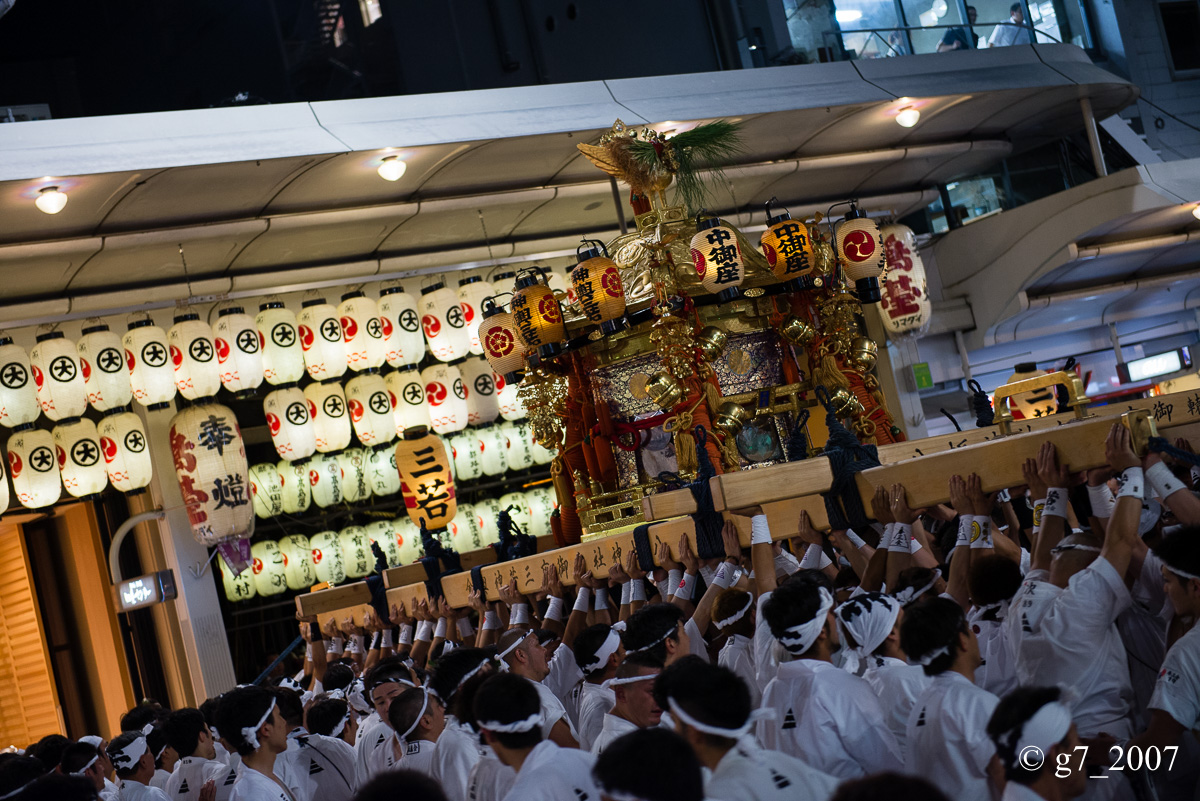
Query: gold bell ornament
645 373 685 411
760 197 816 292
779 316 816 348
827 388 864 419
849 337 878 373
697 326 728 362
572 239 627 337
713 401 751 439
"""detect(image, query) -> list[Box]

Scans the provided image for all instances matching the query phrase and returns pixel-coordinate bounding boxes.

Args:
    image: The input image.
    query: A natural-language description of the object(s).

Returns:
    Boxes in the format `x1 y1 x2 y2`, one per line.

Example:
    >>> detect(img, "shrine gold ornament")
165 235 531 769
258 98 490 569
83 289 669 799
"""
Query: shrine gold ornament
779 317 817 348
714 401 751 439
697 326 728 362
645 373 685 411
849 337 878 373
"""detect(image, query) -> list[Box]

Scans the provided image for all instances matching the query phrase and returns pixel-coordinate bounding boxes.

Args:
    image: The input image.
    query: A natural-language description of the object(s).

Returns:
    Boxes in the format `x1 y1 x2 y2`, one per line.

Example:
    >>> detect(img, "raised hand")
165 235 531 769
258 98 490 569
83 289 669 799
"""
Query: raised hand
468 589 487 614
721 520 742 562
1036 441 1072 487
498 580 521 608
677 534 699 574
544 562 564 598
948 474 970 515
966 473 993 517
872 485 896 525
1023 456 1047 499
625 548 648 581
889 483 922 525
608 561 631 585
656 539 681 573
795 510 823 546
1104 423 1140 472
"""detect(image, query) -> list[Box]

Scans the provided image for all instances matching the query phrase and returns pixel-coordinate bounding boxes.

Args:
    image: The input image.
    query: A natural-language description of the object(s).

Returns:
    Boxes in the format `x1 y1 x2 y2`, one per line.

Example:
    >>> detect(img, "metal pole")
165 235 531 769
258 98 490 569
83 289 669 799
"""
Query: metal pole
609 176 628 235
1080 96 1108 177
109 509 167 585
954 330 973 383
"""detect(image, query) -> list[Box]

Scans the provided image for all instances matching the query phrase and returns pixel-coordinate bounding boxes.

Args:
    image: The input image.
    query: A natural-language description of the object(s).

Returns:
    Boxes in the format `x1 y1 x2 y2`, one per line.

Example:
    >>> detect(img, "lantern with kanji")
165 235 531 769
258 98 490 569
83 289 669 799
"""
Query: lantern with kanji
395 516 423 564
256 301 305 385
419 282 470 363
500 420 536 470
690 215 745 302
395 428 457 531
386 365 430 434
878 223 932 339
309 530 346 585
1001 363 1059 420
458 356 499 426
457 276 494 356
168 403 253 545
249 462 284 518
77 320 132 412
572 240 626 335
367 445 401 497
213 305 264 398
365 519 404 568
836 206 886 304
477 426 508 476
0 335 40 429
168 312 222 401
525 487 556 539
497 373 527 421
279 534 316 590
338 448 371 503
448 430 483 481
338 525 373 579
278 459 311 515
98 411 152 494
220 559 256 603
309 452 344 508
8 427 61 508
263 385 317 462
511 269 565 360
421 362 468 435
306 380 352 453
53 417 107 498
474 495 503 543
29 328 87 422
759 198 815 291
250 540 287 596
478 299 527 385
124 316 176 410
339 291 387 372
378 283 425 368
297 296 347 382
531 434 556 466
0 446 10 515
500 490 532 533
447 503 485 552
345 371 395 447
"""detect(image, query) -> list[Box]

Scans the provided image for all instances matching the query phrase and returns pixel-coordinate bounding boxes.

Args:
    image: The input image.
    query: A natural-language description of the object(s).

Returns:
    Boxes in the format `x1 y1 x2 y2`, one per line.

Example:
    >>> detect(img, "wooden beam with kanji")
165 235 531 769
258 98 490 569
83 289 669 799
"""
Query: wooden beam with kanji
381 535 557 589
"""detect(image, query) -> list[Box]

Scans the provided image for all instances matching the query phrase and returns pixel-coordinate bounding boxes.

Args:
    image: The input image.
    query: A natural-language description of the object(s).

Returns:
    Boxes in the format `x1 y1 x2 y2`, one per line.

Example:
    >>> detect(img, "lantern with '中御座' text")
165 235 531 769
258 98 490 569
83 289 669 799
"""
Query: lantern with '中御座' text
572 240 626 336
168 312 222 401
297 296 347 382
256 301 305 385
124 316 175 410
457 275 494 356
511 269 564 360
345 371 395 447
836 206 886 304
169 402 254 545
305 380 352 453
98 411 152 494
878 223 932 340
30 328 87 422
690 214 745 303
77 320 132 412
263 385 317 462
212 305 264 398
422 362 468 436
419 282 470 363
395 428 457 531
53 417 107 498
759 198 815 292
0 334 40 429
339 290 386 372
378 282 424 368
478 298 527 386
8 427 61 508
309 530 345 585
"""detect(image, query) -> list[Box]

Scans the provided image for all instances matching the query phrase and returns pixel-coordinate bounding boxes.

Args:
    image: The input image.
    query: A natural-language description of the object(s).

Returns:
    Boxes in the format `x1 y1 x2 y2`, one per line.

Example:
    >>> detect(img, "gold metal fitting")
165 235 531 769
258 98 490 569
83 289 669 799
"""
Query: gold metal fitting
713 401 752 439
849 337 878 372
697 326 728 362
780 316 816 347
645 373 685 411
828 388 864 418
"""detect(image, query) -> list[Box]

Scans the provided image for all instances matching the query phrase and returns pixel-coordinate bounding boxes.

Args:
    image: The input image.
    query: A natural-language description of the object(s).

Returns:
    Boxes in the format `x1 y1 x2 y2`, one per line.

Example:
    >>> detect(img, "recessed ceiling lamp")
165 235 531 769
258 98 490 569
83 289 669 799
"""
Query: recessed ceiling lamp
835 9 863 22
35 186 68 214
1192 203 1200 221
377 156 407 182
895 107 921 128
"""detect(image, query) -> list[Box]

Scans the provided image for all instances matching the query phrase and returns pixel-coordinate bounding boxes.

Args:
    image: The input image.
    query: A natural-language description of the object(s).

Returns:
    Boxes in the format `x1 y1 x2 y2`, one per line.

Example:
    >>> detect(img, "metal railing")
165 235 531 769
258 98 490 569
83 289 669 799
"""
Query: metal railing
823 22 1062 60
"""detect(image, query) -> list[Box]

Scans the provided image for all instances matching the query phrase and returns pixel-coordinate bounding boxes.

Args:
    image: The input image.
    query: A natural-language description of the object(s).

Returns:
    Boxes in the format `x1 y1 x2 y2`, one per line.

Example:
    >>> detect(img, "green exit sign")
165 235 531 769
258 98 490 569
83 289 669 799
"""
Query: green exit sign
912 362 933 389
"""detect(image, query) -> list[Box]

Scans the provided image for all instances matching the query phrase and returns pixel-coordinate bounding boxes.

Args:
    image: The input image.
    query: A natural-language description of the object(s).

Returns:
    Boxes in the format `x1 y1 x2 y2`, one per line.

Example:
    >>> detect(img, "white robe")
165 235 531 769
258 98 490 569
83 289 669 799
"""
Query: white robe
116 780 170 801
717 634 760 708
399 739 437 778
165 756 239 801
706 746 839 801
530 677 578 741
501 741 599 801
149 769 172 791
862 655 929 761
228 766 296 801
905 671 999 801
575 682 615 752
590 713 638 756
432 722 483 801
353 716 395 786
543 643 584 729
967 600 1018 698
275 733 356 801
466 754 515 801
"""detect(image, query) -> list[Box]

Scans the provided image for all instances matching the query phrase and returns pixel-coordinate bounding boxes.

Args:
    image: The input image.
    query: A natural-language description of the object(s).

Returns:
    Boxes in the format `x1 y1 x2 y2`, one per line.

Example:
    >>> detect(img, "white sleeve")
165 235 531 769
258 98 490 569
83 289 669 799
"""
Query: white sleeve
753 592 779 690
436 733 480 801
838 691 904 774
1149 633 1200 731
544 642 584 703
684 617 710 662
1042 557 1132 642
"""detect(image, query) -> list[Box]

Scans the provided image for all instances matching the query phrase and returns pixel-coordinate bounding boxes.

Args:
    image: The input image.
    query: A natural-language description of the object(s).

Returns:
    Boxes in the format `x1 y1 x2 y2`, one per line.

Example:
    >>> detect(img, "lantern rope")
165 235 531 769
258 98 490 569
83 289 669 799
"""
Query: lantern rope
968 380 995 428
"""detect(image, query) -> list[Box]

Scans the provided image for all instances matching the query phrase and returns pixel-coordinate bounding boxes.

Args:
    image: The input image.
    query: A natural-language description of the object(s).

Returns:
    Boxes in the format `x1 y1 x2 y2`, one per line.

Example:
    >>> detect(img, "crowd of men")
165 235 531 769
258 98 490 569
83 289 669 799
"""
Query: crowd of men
1 423 1198 801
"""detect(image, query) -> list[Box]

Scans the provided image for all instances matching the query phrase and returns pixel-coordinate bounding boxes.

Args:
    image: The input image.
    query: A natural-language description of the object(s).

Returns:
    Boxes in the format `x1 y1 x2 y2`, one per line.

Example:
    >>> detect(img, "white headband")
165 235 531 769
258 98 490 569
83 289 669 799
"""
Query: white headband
602 672 660 691
478 711 542 734
777 587 833 654
241 699 277 751
0 780 35 800
581 630 622 674
916 645 950 666
626 625 675 654
597 786 655 801
1165 563 1200 582
347 679 372 714
498 633 533 666
835 593 901 661
109 735 149 771
453 659 492 695
330 707 351 740
667 698 774 738
893 570 942 607
1009 701 1073 769
71 754 100 776
713 594 754 630
1050 543 1101 555
80 736 103 749
398 689 431 743
278 677 303 692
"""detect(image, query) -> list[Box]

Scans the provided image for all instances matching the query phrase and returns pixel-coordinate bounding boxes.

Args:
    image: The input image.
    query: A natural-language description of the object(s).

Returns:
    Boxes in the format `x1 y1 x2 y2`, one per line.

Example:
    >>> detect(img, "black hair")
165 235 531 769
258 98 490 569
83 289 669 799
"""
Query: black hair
119 703 162 733
353 769 449 801
59 742 100 776
0 755 45 797
893 567 940 604
831 773 951 801
306 697 350 738
968 554 1023 606
761 579 826 654
215 686 276 756
533 628 560 649
1010 1 1022 12
105 732 145 779
163 708 208 759
25 734 69 772
389 687 435 740
1154 529 1200 588
834 566 860 591
987 686 1068 784
428 647 491 713
710 589 754 637
323 663 355 694
791 568 834 592
622 604 684 662
13 773 99 801
593 728 704 801
899 596 968 676
268 686 304 729
198 698 220 732
472 672 542 750
144 725 168 770
652 656 749 749
573 624 617 679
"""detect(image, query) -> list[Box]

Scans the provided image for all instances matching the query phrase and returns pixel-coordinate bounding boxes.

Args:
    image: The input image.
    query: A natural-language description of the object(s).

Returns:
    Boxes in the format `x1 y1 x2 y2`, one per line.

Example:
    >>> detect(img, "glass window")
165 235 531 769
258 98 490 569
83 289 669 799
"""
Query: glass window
927 178 1003 233
833 0 907 58
358 0 382 26
900 0 970 54
1157 1 1200 75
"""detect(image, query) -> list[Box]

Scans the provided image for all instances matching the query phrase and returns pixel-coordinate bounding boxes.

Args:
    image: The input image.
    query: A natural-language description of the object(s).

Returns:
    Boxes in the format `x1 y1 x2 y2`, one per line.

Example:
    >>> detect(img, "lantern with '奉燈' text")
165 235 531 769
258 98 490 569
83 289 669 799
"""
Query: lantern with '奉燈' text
339 291 386 372
339 525 373 579
124 316 175 410
279 534 315 590
422 362 468 435
169 312 222 401
878 223 931 340
0 334 40 429
511 269 564 360
337 448 371 503
572 240 626 336
221 559 255 602
53 417 107 498
297 296 347 382
306 381 352 453
263 385 317 462
367 445 401 497
256 302 305 385
8 427 61 508
308 452 344 508
836 207 886 304
249 462 284 519
759 199 815 291
690 215 745 302
478 299 527 386
30 328 87 422
386 365 430 435
309 530 345 585
420 282 470 363
213 305 264 398
98 411 152 494
457 276 494 356
250 540 287 596
278 459 310 514
77 320 131 412
459 356 499 426
378 283 424 368
395 428 457 531
345 371 395 447
169 403 253 545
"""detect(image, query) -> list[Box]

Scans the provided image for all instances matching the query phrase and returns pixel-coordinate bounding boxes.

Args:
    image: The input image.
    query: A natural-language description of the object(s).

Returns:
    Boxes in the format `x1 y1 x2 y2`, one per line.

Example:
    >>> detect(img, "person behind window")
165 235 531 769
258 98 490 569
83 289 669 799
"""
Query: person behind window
989 3 1029 47
937 6 978 51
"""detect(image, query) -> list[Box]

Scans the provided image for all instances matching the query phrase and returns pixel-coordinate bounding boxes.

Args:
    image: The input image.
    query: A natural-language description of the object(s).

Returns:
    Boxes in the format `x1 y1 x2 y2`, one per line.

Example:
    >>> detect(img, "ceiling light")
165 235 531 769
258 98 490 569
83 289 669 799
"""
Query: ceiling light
377 156 407 182
1192 203 1200 221
895 107 921 128
835 9 863 23
35 186 68 214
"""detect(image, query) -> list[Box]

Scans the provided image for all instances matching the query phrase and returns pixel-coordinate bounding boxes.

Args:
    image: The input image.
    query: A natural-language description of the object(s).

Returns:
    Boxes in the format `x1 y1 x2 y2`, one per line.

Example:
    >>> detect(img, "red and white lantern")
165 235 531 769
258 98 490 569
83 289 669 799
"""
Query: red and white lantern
0 335 40 429
474 496 503 543
378 283 425 369
168 402 253 545
169 312 222 401
263 385 317 462
477 426 508 476
419 282 470 363
98 411 153 494
123 317 176 410
457 276 494 356
309 530 346 585
345 371 395 447
365 519 404 568
29 329 87 422
386 366 430 435
297 296 347 382
251 540 287 597
53 417 107 498
220 559 256 602
77 320 132 413
447 502 485 552
305 381 352 453
879 223 932 340
337 447 371 503
500 420 536 470
421 362 468 435
367 445 401 498
339 291 386 372
256 302 305 385
8 427 61 508
213 305 264 397
249 462 284 519
279 534 316 590
497 373 526 421
278 459 311 515
448 431 483 481
308 452 344 508
339 526 374 579
459 355 499 426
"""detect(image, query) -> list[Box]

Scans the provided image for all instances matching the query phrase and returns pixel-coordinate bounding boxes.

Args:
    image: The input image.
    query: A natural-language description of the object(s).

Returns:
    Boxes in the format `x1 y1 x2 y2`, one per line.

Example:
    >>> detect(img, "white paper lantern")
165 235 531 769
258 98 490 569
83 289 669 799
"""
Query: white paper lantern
168 403 253 545
395 516 424 565
305 381 352 453
473 426 505 477
0 335 40 429
459 356 500 426
29 330 87 422
386 367 430 435
220 559 256 602
279 534 316 590
213 306 264 397
337 448 371 503
339 526 374 579
308 452 344 508
77 321 131 412
379 284 425 369
419 282 470 362
366 445 401 497
879 223 933 340
251 540 288 596
309 531 346 585
124 318 176 410
345 371 395 447
168 313 222 401
500 491 533 534
500 421 536 471
53 418 107 498
263 385 317 462
526 488 556 539
421 362 468 435
531 435 556 466
8 428 61 508
475 496 504 543
249 462 284 519
496 373 526 421
0 446 8 515
457 277 494 356
448 431 483 482
297 297 347 382
256 302 305 386
339 291 387 372
447 502 486 552
278 459 311 515
365 519 403 568
98 411 153 494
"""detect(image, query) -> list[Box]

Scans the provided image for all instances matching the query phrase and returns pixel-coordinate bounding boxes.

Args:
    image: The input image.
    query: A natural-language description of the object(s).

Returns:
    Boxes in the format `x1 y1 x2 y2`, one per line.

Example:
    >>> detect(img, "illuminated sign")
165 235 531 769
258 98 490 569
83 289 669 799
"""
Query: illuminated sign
114 570 177 613
1118 347 1193 384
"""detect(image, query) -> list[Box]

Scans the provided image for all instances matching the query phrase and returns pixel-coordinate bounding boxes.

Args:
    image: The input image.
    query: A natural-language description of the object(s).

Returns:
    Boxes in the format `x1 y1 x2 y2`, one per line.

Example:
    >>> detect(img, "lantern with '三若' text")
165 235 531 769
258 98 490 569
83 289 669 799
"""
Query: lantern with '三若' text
878 223 931 339
690 215 745 302
836 207 886 304
395 428 457 531
77 320 131 412
213 305 264 398
168 402 253 545
1001 363 1059 420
